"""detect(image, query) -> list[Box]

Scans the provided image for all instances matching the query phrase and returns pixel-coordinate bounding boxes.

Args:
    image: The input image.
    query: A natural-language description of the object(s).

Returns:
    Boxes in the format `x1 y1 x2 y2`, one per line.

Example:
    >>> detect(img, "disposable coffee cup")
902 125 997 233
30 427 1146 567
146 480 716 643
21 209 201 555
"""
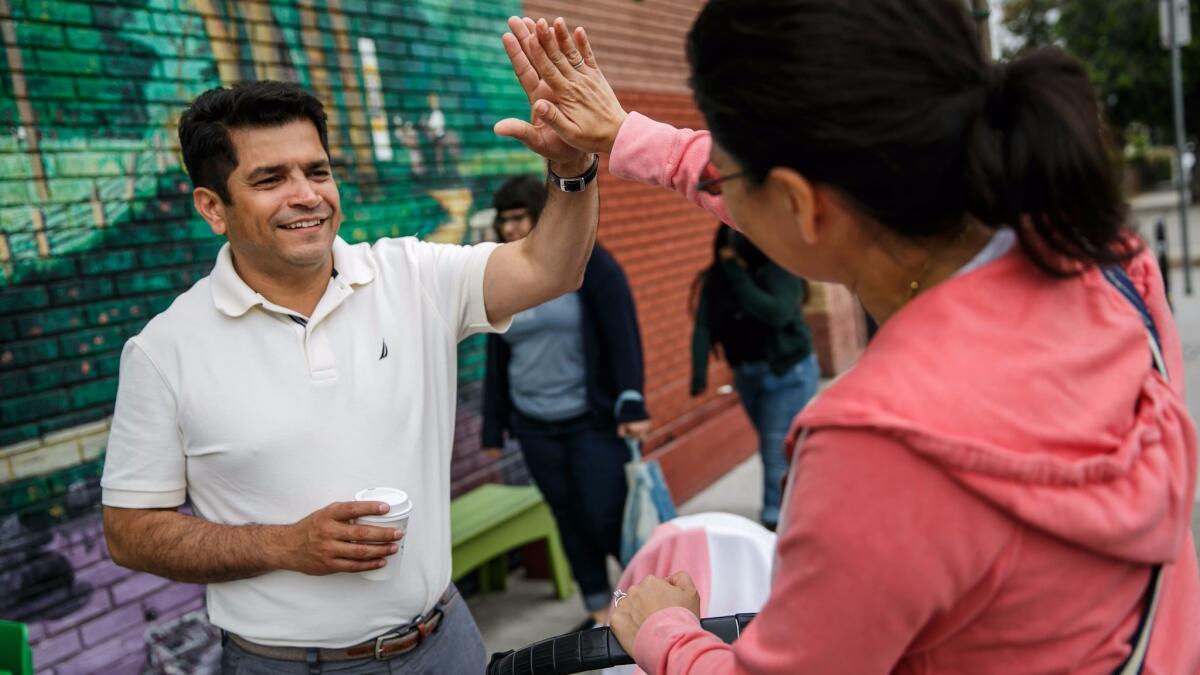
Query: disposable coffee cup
354 487 413 581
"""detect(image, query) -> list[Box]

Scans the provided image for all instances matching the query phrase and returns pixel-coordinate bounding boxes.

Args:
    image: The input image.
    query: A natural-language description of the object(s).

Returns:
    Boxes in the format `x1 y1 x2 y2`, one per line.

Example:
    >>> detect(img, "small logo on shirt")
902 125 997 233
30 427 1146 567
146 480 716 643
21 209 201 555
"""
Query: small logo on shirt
380 339 389 360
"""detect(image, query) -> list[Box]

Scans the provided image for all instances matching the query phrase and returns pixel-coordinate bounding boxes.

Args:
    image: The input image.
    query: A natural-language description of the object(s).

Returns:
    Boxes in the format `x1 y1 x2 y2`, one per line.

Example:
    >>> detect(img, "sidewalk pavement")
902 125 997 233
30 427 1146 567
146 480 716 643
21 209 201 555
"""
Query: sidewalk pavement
470 260 1200 665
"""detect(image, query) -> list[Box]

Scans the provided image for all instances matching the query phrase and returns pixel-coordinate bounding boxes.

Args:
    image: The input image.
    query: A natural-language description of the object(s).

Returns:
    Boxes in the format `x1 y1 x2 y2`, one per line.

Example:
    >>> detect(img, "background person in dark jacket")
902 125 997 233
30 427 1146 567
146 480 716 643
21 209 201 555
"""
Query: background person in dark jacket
482 175 650 626
691 223 820 530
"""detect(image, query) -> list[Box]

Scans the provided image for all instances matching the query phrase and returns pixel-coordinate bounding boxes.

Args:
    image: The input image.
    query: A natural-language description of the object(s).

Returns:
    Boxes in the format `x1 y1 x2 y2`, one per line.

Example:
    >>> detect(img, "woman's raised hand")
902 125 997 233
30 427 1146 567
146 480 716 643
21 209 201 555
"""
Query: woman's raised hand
494 16 628 157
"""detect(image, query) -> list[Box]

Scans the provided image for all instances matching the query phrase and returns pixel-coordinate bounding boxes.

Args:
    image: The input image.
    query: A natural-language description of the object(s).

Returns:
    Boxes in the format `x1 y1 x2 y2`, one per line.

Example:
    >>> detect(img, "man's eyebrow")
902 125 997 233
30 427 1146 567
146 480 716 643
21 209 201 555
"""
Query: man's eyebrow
245 164 284 182
304 159 331 171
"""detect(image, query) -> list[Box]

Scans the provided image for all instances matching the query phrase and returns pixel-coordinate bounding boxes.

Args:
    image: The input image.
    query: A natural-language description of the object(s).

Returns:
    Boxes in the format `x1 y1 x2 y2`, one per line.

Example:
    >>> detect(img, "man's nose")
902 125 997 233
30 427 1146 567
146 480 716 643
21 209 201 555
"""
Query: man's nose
288 176 323 208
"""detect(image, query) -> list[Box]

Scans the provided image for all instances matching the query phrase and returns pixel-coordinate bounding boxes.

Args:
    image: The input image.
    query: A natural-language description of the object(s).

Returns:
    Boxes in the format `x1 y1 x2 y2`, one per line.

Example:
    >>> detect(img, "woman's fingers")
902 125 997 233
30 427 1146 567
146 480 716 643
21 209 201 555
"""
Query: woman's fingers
521 27 570 90
573 26 600 70
667 571 696 591
535 18 580 80
554 18 587 72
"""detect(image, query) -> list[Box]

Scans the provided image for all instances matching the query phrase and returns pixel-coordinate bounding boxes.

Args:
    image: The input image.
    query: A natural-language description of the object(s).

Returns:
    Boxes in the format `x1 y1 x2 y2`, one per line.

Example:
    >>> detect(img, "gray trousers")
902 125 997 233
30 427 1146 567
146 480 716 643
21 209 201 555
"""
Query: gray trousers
220 589 487 674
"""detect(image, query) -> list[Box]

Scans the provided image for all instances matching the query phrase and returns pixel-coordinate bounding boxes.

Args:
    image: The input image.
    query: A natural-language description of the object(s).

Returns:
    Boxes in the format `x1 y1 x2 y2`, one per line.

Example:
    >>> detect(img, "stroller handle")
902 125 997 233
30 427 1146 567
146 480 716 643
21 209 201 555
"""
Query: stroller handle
486 613 756 675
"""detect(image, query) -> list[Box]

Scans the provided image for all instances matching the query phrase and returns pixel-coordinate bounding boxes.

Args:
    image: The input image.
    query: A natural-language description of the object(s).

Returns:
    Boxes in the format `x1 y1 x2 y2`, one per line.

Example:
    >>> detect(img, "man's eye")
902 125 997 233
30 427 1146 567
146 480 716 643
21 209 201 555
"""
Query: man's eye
255 177 280 187
311 170 331 179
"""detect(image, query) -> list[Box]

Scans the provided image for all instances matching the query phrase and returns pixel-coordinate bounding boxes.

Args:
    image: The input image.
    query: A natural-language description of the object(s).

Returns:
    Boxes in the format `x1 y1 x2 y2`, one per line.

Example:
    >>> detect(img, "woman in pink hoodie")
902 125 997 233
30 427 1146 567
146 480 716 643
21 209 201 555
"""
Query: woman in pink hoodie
496 1 1200 672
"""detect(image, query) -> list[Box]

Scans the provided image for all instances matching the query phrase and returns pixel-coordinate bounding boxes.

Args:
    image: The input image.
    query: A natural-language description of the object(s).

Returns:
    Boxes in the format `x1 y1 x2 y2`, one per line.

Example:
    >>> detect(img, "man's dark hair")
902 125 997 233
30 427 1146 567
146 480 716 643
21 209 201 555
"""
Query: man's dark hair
688 0 1133 276
492 175 547 239
178 81 330 204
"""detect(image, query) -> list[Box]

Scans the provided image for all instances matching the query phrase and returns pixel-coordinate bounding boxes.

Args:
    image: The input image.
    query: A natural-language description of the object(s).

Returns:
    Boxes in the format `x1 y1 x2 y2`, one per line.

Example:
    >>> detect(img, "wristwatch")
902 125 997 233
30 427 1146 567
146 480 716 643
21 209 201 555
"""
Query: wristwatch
547 154 599 193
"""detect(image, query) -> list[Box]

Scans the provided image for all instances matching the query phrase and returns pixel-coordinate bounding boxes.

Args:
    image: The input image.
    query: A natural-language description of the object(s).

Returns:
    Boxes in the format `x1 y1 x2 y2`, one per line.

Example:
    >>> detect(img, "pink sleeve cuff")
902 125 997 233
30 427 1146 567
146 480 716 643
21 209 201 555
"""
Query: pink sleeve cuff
609 112 733 226
632 607 709 674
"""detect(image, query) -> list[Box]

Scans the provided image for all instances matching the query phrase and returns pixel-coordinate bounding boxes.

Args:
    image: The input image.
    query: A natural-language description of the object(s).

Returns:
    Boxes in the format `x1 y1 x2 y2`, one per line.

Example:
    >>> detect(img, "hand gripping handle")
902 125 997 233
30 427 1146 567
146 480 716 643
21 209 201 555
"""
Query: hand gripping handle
485 613 757 675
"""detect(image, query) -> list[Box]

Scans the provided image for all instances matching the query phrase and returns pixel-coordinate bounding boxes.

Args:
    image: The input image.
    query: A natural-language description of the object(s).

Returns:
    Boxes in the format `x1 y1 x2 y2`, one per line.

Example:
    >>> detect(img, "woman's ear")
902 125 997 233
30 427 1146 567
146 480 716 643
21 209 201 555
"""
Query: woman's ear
193 188 229 236
766 167 818 245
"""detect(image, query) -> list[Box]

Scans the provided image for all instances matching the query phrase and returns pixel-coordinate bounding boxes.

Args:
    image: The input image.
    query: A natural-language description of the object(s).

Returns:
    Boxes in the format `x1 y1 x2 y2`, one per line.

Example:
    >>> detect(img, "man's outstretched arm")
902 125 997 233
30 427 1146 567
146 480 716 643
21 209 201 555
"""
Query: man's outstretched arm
486 17 600 326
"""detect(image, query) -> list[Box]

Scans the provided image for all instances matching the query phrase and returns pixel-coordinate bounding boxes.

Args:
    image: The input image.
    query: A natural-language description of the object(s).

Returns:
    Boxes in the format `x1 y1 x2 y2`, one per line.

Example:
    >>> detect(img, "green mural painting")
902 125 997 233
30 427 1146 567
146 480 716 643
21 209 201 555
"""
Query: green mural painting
0 0 535 671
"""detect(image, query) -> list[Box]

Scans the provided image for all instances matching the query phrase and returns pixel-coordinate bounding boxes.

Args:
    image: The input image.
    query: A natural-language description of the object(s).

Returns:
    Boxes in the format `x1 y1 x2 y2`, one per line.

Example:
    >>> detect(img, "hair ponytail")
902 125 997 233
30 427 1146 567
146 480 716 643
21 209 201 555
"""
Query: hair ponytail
965 49 1134 275
688 0 1135 276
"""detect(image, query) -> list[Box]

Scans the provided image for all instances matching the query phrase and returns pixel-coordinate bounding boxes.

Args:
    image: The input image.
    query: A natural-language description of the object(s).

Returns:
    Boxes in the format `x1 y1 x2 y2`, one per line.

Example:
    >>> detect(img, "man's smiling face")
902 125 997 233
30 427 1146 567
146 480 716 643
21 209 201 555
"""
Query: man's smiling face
214 118 342 276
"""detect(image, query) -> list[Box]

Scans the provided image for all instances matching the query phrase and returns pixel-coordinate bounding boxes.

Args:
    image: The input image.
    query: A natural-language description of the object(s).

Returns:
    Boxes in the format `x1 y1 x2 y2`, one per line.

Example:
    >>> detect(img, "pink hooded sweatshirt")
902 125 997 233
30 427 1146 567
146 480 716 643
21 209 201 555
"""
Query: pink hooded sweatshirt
609 112 1200 674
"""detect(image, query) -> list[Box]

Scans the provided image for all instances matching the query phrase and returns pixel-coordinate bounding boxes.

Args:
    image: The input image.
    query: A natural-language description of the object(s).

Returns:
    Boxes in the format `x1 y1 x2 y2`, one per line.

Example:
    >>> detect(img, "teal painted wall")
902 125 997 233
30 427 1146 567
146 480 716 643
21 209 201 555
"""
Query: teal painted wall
0 1 535 671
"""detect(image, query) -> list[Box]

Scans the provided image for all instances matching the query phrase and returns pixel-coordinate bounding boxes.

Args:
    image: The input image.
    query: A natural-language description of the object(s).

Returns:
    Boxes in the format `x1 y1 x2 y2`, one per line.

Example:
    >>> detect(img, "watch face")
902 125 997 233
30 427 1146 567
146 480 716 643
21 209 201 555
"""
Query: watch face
561 178 586 192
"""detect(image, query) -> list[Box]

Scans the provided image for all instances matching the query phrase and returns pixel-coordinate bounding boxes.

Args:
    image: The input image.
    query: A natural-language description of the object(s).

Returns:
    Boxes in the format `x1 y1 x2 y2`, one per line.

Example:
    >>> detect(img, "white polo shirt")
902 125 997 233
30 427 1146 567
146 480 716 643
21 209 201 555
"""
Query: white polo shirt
101 236 508 647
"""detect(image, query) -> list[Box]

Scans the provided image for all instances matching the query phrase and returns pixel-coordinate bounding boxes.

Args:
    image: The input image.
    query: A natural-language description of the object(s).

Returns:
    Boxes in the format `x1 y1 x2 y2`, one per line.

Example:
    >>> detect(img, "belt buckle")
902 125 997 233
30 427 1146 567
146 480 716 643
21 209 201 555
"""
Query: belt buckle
373 630 405 661
372 607 444 661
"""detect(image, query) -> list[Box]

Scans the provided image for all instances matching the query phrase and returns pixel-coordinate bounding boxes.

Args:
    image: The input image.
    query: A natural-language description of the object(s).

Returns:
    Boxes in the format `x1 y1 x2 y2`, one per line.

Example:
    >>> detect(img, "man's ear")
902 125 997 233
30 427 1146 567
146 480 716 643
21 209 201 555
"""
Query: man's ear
766 167 818 246
193 187 229 236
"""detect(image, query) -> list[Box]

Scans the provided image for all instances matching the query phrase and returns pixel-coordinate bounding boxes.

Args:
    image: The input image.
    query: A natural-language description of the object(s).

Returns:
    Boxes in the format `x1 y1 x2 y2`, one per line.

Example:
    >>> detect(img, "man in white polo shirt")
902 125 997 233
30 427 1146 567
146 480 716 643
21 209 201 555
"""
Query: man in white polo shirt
100 19 602 673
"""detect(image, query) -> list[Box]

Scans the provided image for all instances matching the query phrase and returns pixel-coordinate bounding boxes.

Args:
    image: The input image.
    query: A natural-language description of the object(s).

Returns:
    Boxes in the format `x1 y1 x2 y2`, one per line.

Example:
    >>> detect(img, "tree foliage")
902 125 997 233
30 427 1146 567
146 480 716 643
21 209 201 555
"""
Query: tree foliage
1001 0 1200 139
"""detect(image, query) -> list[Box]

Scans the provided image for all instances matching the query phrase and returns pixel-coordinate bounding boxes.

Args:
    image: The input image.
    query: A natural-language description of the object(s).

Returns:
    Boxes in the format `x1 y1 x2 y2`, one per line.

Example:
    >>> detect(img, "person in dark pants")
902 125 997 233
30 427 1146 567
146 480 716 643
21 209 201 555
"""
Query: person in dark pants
691 224 820 530
482 176 651 627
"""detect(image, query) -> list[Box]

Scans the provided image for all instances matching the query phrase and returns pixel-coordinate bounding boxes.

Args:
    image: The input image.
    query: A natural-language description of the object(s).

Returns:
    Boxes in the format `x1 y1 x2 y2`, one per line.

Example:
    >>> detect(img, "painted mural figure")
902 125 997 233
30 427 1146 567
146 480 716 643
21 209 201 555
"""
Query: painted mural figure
98 52 599 672
423 93 463 178
393 117 426 178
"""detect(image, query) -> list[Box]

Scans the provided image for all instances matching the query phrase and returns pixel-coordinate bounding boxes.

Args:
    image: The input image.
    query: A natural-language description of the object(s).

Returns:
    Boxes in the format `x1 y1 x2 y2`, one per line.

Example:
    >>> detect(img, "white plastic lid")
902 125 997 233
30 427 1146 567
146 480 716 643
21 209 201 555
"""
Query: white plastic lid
354 487 413 516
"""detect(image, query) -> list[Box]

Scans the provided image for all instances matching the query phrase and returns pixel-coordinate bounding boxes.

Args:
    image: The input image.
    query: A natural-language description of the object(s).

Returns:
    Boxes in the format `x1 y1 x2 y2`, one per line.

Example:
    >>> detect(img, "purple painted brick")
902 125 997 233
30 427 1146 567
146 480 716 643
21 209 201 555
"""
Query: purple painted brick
40 588 111 637
31 628 81 669
75 559 133 588
156 600 208 627
147 596 202 628
141 581 205 618
111 571 170 605
107 652 150 675
15 585 73 619
54 633 145 675
25 621 45 643
59 539 104 569
79 602 142 646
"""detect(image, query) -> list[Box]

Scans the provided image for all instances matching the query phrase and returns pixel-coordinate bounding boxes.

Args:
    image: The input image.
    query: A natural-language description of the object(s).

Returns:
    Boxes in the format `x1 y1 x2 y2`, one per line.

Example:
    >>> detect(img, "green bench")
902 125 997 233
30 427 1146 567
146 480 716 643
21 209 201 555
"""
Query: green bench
450 484 573 599
0 620 32 675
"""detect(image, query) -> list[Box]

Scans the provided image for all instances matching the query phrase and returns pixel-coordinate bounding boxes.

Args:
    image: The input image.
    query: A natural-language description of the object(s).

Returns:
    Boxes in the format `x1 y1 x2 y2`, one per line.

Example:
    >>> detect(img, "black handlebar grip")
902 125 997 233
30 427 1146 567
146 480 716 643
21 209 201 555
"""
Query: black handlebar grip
486 613 756 675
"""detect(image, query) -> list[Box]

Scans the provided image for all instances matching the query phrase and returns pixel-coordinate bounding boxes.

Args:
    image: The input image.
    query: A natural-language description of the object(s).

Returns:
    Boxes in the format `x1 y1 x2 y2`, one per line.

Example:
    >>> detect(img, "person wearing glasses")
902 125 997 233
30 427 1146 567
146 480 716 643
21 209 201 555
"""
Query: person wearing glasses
501 4 1199 673
691 223 818 531
482 175 651 629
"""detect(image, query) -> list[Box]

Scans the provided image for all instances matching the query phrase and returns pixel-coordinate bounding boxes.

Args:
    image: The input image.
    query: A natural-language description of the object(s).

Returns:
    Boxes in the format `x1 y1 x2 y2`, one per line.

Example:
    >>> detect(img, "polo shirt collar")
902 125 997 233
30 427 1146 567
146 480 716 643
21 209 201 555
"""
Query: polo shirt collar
210 236 376 317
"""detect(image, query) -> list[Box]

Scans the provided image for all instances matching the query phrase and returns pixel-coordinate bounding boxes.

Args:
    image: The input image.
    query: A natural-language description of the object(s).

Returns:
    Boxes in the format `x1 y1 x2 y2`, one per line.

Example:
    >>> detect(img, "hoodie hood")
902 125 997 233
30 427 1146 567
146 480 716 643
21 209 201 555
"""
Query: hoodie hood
792 247 1197 565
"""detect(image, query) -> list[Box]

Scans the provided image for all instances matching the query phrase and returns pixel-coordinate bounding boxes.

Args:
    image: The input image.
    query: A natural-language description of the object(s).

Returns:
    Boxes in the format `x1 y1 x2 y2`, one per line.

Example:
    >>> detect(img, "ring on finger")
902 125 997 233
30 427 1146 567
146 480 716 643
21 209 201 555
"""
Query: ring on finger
612 589 627 608
570 57 585 69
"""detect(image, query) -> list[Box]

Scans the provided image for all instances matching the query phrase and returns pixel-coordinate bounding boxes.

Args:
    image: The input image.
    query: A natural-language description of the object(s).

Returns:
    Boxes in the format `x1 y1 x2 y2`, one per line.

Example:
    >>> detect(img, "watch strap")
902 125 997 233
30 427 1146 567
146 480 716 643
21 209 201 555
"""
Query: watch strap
548 154 599 193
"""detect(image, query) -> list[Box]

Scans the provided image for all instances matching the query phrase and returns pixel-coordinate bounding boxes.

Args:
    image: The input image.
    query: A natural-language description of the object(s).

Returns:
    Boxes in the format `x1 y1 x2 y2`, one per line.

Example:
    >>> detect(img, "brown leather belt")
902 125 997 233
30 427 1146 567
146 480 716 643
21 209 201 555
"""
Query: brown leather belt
227 586 457 662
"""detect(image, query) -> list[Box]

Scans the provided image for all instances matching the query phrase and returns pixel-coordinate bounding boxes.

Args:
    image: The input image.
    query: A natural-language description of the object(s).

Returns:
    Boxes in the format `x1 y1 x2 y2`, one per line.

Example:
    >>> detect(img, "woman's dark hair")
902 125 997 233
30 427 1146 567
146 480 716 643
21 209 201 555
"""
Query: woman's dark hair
492 175 547 239
178 81 330 205
691 223 783 354
686 0 1133 275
